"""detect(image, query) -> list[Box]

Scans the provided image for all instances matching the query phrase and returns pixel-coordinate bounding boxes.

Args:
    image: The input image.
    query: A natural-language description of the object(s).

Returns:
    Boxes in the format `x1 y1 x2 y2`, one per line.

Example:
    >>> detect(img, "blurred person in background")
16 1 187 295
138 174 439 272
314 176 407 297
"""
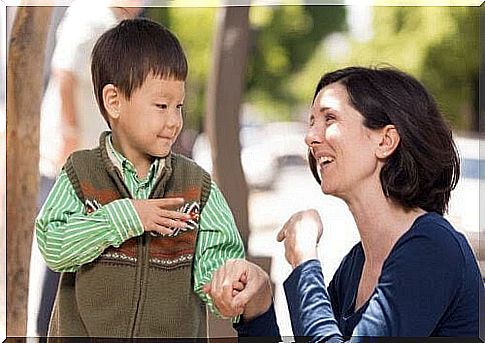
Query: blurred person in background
28 0 144 336
205 66 484 340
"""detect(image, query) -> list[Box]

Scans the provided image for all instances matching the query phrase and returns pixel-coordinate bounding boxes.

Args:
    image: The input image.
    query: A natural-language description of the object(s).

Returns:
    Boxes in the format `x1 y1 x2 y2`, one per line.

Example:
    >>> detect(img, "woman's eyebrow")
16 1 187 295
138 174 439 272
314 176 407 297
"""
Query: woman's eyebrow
319 106 333 114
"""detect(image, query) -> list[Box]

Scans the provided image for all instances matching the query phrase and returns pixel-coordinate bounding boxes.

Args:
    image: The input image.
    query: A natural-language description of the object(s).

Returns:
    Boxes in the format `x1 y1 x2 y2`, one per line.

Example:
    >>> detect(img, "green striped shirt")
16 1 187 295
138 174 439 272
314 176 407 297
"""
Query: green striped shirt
36 135 245 317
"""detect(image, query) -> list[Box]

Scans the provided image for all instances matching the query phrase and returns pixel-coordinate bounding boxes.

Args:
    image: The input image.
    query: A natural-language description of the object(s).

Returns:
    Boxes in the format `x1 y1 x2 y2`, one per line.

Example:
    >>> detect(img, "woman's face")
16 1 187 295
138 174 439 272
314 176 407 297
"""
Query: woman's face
305 83 381 200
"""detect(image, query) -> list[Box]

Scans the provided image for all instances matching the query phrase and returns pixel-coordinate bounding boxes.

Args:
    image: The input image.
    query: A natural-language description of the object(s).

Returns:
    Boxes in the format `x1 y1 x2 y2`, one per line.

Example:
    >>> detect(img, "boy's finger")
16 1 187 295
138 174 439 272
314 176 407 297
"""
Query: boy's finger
210 267 223 298
232 274 263 309
202 284 211 294
232 291 251 310
233 281 245 291
152 197 185 209
240 272 248 285
221 279 235 307
155 217 188 229
152 224 174 235
159 209 191 221
148 223 173 235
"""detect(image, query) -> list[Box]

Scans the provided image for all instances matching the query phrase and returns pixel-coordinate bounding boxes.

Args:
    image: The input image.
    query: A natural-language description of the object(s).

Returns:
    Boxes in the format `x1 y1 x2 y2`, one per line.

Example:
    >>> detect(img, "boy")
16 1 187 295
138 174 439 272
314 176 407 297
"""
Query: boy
36 18 245 338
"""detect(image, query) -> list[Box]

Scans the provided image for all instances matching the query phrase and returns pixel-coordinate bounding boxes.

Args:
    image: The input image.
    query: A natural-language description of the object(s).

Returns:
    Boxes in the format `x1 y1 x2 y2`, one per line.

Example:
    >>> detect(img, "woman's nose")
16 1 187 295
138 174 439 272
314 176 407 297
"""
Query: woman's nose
305 124 323 147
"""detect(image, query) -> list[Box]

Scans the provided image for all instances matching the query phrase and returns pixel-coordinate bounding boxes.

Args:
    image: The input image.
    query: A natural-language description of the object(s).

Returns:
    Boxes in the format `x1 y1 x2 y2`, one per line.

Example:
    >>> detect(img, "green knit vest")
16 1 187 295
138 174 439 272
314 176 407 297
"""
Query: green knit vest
48 132 212 338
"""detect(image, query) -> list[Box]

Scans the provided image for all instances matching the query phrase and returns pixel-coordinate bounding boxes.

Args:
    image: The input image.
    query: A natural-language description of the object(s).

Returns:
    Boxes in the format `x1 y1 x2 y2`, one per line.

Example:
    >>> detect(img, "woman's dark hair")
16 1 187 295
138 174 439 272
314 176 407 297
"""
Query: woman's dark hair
91 18 188 122
308 66 460 215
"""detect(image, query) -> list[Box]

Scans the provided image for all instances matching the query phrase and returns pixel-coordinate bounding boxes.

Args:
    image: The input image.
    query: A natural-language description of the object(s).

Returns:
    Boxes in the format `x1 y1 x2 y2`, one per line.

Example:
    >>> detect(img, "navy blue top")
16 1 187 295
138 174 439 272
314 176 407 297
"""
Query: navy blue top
236 212 484 341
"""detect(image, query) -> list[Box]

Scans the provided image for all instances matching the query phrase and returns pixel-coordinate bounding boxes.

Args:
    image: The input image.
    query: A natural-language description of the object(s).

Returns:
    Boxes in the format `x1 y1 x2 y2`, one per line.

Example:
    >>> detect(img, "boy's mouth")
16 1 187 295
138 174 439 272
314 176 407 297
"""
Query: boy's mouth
157 135 173 140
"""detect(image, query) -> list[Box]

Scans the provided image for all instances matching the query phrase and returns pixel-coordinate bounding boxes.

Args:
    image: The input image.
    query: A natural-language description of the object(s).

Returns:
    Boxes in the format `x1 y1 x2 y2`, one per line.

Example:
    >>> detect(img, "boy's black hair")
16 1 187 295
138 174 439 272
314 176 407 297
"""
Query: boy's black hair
308 66 460 215
91 18 188 122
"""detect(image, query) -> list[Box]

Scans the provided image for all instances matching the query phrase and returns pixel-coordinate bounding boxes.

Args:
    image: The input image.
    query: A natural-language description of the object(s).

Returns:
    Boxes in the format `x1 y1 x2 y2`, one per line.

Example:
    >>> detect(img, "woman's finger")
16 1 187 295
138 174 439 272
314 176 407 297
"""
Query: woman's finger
276 226 287 242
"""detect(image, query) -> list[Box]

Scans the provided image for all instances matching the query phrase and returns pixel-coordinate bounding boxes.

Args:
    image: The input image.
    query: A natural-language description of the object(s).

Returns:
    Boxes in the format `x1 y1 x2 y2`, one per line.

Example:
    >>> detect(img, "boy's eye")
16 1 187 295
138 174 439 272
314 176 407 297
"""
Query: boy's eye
156 104 168 109
176 104 184 110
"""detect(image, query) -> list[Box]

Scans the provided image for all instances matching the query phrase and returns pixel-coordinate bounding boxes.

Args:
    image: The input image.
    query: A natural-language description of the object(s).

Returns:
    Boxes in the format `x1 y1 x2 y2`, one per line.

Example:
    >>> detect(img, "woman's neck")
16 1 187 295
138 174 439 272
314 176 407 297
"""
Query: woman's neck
346 188 426 265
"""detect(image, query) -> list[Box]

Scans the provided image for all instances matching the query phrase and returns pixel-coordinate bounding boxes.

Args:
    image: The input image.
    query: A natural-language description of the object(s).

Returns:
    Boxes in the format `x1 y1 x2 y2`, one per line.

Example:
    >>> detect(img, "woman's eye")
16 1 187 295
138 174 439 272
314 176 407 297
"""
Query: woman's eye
309 116 315 127
325 114 336 123
156 104 168 109
176 104 184 110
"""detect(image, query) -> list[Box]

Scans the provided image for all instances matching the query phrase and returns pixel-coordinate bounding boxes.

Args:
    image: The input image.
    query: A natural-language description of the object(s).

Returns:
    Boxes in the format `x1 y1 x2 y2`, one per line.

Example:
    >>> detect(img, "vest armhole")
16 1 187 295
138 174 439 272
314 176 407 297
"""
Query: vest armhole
200 170 212 211
63 152 86 203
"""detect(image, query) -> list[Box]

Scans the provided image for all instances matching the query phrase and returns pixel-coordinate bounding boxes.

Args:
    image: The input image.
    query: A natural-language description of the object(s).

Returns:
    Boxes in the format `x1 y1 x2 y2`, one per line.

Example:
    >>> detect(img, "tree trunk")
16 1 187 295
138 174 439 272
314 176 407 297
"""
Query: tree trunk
205 6 250 337
205 6 250 250
6 6 52 336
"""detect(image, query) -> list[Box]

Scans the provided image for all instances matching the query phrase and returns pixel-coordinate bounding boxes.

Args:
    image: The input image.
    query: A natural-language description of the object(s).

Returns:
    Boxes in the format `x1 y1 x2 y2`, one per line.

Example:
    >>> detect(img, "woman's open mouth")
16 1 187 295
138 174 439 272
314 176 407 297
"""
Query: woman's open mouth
318 156 335 168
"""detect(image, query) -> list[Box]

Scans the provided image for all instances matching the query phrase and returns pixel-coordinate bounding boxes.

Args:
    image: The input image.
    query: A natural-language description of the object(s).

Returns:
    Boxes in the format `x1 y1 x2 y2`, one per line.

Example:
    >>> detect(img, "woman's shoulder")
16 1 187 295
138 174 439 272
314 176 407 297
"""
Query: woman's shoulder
406 212 469 249
393 212 476 271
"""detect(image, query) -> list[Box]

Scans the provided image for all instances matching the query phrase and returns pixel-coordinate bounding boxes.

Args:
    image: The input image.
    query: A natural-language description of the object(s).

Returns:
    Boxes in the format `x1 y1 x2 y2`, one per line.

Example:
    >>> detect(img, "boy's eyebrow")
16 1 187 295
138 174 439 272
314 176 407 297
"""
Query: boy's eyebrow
150 92 183 101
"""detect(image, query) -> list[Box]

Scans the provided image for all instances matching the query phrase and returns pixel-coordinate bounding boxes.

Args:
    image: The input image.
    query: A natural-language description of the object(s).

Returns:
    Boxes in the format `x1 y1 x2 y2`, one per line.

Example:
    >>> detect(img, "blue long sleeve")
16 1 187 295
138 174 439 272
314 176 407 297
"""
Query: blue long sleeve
284 260 343 342
283 213 483 341
234 303 281 340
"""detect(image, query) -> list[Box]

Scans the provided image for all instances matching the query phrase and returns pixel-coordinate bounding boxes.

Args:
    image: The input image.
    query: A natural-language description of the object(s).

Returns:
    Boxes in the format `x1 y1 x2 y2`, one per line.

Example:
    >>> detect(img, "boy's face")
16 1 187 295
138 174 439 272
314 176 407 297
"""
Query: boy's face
114 75 185 160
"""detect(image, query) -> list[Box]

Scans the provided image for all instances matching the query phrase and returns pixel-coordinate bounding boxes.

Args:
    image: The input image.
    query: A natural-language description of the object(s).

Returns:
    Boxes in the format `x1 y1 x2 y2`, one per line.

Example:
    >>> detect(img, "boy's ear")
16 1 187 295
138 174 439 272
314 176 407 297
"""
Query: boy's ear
102 84 122 120
376 124 400 159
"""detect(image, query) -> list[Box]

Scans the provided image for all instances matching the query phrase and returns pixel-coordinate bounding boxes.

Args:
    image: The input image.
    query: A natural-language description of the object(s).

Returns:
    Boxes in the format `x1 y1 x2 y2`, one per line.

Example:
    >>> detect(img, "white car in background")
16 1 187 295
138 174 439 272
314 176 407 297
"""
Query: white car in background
192 125 279 190
262 121 308 167
192 121 310 190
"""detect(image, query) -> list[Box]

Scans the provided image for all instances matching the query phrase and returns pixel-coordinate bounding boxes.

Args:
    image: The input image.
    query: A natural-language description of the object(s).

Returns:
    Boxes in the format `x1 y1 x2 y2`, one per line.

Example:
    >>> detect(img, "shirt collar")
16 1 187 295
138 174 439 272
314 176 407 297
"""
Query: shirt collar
105 133 165 180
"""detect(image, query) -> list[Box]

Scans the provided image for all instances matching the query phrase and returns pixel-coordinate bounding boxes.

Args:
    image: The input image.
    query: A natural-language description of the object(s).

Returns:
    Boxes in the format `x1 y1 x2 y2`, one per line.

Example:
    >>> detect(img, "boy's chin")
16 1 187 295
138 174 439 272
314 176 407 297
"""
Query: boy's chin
149 150 171 159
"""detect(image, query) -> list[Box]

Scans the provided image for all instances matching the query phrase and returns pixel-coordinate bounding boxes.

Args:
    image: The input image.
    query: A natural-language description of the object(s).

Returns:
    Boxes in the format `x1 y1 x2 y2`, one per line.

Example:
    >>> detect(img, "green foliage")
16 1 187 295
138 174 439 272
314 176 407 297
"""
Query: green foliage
246 6 346 121
146 6 478 131
421 7 479 130
295 6 479 131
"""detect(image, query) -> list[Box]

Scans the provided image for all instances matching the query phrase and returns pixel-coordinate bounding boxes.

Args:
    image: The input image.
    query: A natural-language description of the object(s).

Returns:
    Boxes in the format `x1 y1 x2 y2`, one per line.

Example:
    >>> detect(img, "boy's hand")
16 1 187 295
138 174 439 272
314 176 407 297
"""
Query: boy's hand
132 198 191 235
203 259 273 320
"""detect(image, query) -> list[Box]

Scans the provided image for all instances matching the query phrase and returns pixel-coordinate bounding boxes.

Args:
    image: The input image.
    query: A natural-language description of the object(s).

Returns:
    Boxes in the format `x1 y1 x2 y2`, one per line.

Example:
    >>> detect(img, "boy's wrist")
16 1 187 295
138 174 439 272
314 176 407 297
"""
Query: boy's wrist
104 198 144 241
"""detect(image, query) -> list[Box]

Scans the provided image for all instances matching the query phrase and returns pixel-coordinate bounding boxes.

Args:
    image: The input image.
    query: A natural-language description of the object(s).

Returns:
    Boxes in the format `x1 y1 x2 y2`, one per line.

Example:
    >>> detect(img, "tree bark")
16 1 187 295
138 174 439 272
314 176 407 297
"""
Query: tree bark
205 6 250 250
6 6 52 336
205 6 250 337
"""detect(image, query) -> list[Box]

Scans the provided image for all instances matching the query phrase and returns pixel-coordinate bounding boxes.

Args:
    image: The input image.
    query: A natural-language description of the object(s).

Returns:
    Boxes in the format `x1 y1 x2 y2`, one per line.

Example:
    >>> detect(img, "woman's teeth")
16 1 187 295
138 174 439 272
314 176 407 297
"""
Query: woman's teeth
319 156 335 165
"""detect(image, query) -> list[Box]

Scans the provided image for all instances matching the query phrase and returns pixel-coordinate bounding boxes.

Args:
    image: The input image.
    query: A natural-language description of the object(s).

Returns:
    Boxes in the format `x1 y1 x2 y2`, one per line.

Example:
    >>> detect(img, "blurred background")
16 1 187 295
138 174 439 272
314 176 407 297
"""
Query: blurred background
136 4 484 337
1 1 483 340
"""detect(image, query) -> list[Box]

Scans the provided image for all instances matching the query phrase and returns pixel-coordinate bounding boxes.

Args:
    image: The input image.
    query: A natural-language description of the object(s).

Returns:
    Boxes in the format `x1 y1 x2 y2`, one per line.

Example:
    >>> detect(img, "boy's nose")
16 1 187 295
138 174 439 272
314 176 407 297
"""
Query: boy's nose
166 110 181 128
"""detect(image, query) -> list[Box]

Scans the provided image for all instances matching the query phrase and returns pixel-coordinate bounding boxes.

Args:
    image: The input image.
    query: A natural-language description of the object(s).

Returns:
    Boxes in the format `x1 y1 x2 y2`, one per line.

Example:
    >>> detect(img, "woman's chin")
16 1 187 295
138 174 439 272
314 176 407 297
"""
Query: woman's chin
320 183 335 195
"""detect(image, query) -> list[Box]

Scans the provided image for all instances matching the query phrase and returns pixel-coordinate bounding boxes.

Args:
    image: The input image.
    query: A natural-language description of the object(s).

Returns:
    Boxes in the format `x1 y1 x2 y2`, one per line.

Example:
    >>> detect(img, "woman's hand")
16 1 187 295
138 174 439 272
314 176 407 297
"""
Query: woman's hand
276 209 323 269
203 259 273 321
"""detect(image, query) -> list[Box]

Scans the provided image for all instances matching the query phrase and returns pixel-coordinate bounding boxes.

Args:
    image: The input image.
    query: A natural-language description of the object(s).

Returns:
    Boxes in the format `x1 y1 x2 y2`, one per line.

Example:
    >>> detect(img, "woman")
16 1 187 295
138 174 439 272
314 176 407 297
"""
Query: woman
204 66 483 340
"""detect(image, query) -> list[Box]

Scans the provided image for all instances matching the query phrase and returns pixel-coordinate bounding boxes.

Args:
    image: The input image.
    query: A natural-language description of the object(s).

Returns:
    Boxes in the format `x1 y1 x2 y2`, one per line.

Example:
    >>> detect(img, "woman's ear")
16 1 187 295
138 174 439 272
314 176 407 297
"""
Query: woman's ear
102 84 122 120
376 124 400 159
